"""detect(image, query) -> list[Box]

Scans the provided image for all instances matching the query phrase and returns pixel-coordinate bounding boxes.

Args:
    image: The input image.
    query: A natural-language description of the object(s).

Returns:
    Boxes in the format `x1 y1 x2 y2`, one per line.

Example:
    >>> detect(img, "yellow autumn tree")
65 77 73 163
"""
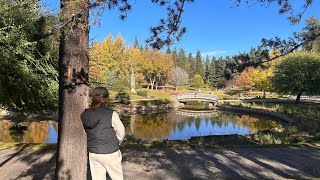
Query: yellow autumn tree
90 34 174 90
112 34 126 75
89 34 129 89
89 34 116 86
140 50 173 89
89 41 103 85
129 47 147 87
252 68 273 98
154 53 173 89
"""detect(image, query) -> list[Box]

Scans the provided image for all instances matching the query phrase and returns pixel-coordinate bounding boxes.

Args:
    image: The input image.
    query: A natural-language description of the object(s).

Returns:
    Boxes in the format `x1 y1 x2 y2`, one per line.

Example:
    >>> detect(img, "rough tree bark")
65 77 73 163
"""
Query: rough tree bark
55 0 89 179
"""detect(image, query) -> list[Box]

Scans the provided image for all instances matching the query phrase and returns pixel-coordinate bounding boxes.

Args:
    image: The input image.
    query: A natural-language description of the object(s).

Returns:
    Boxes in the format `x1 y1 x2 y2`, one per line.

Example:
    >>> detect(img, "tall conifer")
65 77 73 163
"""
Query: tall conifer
208 56 217 86
195 50 205 77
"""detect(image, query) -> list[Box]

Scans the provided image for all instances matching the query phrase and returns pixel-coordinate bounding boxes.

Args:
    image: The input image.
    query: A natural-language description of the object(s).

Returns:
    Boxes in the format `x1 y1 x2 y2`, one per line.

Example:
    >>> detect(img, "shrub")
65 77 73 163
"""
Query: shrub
297 120 318 134
115 91 131 104
255 133 282 144
152 99 172 105
210 86 217 91
314 132 320 141
193 74 204 90
284 126 298 135
137 90 148 97
137 99 172 106
113 78 130 91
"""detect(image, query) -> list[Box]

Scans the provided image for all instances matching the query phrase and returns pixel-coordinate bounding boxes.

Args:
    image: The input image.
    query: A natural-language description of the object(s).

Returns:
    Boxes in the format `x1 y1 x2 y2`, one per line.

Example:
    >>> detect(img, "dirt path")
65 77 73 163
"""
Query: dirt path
1 146 320 179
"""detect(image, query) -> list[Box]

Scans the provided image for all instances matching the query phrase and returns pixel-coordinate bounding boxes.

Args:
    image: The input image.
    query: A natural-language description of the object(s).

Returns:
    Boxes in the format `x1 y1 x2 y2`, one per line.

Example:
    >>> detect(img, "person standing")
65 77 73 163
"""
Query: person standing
81 87 125 180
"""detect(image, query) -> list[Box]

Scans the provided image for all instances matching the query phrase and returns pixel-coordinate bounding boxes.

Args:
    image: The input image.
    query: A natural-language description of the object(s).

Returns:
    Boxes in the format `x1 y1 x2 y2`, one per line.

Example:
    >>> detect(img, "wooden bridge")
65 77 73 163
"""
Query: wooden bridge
176 93 219 105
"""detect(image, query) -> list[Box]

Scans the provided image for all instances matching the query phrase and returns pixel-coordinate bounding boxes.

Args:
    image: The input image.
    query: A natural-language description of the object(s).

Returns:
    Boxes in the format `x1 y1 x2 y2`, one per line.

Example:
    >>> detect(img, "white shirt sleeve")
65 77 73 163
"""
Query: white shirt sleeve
111 111 125 145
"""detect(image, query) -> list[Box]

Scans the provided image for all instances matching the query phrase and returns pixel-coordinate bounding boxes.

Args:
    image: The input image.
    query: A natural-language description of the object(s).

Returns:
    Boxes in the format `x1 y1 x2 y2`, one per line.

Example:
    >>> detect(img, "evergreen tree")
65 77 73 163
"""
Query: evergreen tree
187 52 195 80
204 55 210 83
177 48 187 70
133 36 140 48
139 45 143 51
215 57 226 87
171 47 178 65
208 56 217 86
224 55 233 80
165 46 171 54
144 44 149 51
195 50 205 77
227 56 238 79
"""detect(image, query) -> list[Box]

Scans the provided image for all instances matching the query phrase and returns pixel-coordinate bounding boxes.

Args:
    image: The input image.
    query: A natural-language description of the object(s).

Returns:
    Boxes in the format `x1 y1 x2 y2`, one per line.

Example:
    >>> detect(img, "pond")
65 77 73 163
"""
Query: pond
0 109 280 143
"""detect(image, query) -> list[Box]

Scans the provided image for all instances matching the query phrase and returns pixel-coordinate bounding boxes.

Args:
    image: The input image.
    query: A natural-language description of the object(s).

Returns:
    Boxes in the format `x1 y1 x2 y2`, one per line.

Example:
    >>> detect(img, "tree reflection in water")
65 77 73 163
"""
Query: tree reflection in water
0 120 56 143
9 124 27 142
130 112 175 140
129 110 281 141
0 121 14 142
23 122 50 143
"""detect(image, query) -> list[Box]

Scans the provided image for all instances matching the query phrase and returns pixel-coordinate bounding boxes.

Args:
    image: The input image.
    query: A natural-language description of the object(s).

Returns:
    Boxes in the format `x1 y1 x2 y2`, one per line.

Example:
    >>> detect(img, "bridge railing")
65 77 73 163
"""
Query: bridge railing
176 110 216 117
176 93 218 101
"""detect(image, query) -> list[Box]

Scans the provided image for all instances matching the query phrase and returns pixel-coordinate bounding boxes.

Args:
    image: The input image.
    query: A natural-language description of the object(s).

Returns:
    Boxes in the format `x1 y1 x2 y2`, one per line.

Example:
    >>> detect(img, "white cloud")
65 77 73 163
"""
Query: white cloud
201 50 227 57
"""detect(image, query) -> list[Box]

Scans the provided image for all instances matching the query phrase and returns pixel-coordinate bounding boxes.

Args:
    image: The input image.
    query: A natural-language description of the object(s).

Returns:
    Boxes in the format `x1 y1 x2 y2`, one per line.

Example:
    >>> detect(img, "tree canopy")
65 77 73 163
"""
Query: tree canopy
252 68 273 98
271 51 320 103
194 74 204 90
0 0 59 112
167 66 189 90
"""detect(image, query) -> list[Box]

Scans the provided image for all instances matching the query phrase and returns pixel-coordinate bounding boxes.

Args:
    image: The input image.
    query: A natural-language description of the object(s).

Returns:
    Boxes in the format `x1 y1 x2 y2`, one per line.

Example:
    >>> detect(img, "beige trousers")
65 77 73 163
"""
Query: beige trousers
89 150 123 180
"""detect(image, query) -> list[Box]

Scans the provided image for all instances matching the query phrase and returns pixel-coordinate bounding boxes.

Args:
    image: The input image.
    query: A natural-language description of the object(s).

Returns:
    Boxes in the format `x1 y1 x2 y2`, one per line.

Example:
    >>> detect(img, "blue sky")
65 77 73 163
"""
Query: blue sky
42 0 320 57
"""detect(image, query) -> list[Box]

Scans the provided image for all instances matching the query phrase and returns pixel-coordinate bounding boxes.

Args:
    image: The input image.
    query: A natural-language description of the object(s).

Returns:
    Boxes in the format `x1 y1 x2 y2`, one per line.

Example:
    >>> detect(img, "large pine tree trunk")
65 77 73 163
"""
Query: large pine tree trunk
55 1 89 179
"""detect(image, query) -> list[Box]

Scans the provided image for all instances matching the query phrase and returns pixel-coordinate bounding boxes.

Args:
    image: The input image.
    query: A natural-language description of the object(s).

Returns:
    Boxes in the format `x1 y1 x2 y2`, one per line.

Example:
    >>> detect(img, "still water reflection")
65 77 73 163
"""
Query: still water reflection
0 110 279 143
125 110 278 140
0 120 58 143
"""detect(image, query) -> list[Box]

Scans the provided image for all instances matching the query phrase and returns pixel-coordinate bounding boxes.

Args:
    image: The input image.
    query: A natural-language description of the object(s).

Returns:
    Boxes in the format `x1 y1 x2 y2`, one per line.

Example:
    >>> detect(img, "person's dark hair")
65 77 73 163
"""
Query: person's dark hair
88 87 109 110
